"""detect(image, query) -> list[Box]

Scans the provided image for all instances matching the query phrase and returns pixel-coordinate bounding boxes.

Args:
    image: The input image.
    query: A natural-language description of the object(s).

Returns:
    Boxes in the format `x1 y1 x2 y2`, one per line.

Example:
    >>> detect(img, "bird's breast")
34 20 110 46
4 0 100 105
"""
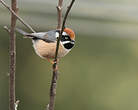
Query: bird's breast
32 40 70 59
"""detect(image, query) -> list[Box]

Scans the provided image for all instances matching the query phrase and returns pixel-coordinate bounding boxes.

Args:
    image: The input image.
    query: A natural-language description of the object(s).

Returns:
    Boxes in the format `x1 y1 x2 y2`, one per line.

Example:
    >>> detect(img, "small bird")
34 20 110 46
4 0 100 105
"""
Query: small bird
16 28 75 63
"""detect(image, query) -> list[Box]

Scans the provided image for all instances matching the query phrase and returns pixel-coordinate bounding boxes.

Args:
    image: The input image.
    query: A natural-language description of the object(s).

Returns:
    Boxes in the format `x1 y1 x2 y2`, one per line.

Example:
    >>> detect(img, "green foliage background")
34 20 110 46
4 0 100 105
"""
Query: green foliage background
1 0 138 110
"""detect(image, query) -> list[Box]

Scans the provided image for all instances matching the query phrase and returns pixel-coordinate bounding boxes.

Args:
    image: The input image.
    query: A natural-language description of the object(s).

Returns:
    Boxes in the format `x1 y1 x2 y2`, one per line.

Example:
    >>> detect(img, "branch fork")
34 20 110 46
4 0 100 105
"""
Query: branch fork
0 0 75 110
0 0 35 33
48 0 75 110
57 6 62 10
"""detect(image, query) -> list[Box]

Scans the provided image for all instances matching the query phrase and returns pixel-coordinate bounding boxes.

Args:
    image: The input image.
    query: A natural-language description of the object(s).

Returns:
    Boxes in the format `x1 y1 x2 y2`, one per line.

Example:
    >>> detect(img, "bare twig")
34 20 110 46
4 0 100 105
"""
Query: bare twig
56 0 63 30
46 104 49 110
4 26 10 33
0 0 35 33
48 0 75 110
47 1 63 110
55 0 75 60
61 0 75 32
15 100 20 110
9 0 18 110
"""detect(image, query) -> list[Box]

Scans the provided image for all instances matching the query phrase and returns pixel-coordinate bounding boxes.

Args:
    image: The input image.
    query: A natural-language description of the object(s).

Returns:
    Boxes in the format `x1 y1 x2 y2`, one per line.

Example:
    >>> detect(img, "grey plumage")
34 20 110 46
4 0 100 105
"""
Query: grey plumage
16 28 29 36
16 28 58 42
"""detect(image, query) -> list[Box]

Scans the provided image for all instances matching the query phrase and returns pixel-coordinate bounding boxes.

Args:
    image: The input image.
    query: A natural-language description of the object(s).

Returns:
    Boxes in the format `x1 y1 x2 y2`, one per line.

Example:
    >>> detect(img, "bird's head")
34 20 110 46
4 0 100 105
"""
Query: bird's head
63 28 75 40
60 28 75 50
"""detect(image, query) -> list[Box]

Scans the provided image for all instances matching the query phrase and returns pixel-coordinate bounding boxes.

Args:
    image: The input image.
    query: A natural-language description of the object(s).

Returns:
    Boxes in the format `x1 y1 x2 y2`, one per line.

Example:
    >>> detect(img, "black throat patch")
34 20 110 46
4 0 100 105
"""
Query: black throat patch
63 43 74 49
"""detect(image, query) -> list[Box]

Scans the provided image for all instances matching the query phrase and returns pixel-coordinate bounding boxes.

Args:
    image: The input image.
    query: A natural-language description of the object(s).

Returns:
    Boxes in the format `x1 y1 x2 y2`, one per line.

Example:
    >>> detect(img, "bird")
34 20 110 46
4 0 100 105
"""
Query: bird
16 28 75 64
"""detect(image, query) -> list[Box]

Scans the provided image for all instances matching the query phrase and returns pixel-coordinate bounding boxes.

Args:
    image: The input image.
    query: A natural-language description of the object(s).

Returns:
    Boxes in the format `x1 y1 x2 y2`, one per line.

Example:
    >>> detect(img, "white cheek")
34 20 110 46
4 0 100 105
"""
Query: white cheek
62 32 67 35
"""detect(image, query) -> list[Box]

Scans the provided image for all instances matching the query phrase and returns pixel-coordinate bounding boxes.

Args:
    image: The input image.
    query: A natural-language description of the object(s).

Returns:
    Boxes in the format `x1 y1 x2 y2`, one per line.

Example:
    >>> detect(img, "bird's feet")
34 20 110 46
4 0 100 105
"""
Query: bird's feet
47 58 55 64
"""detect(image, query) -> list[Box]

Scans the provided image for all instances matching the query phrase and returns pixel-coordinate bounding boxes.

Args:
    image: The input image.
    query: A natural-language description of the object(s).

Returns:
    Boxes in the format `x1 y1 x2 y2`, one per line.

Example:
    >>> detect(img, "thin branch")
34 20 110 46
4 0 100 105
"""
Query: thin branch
48 0 75 110
9 0 18 110
56 0 63 30
4 26 10 33
61 0 75 32
46 104 49 110
47 0 64 110
15 100 20 110
0 0 35 33
55 0 75 61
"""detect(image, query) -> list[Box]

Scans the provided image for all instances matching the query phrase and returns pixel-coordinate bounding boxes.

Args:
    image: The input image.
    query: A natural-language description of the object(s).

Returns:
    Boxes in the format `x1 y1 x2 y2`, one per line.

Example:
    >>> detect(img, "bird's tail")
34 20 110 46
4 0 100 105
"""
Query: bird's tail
15 28 34 38
15 28 28 35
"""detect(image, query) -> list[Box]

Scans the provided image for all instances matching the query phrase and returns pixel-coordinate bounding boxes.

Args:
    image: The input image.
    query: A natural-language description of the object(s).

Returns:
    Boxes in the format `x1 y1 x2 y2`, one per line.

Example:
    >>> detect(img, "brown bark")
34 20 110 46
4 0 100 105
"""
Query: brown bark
48 0 75 110
0 0 35 33
9 0 18 110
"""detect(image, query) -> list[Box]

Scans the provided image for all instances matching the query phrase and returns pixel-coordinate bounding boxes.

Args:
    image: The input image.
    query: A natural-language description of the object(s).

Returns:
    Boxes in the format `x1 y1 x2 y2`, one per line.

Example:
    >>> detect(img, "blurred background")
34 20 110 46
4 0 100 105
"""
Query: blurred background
1 0 138 110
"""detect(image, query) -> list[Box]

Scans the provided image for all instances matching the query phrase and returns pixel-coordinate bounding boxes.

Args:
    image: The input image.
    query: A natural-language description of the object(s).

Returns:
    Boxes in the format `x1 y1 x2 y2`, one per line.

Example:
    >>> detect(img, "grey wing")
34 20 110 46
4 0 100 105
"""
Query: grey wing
16 28 57 42
30 30 58 42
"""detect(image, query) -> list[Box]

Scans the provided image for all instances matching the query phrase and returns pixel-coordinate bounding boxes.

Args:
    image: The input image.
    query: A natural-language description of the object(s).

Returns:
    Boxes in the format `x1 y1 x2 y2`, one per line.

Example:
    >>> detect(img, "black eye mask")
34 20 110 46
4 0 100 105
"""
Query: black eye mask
61 35 71 42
